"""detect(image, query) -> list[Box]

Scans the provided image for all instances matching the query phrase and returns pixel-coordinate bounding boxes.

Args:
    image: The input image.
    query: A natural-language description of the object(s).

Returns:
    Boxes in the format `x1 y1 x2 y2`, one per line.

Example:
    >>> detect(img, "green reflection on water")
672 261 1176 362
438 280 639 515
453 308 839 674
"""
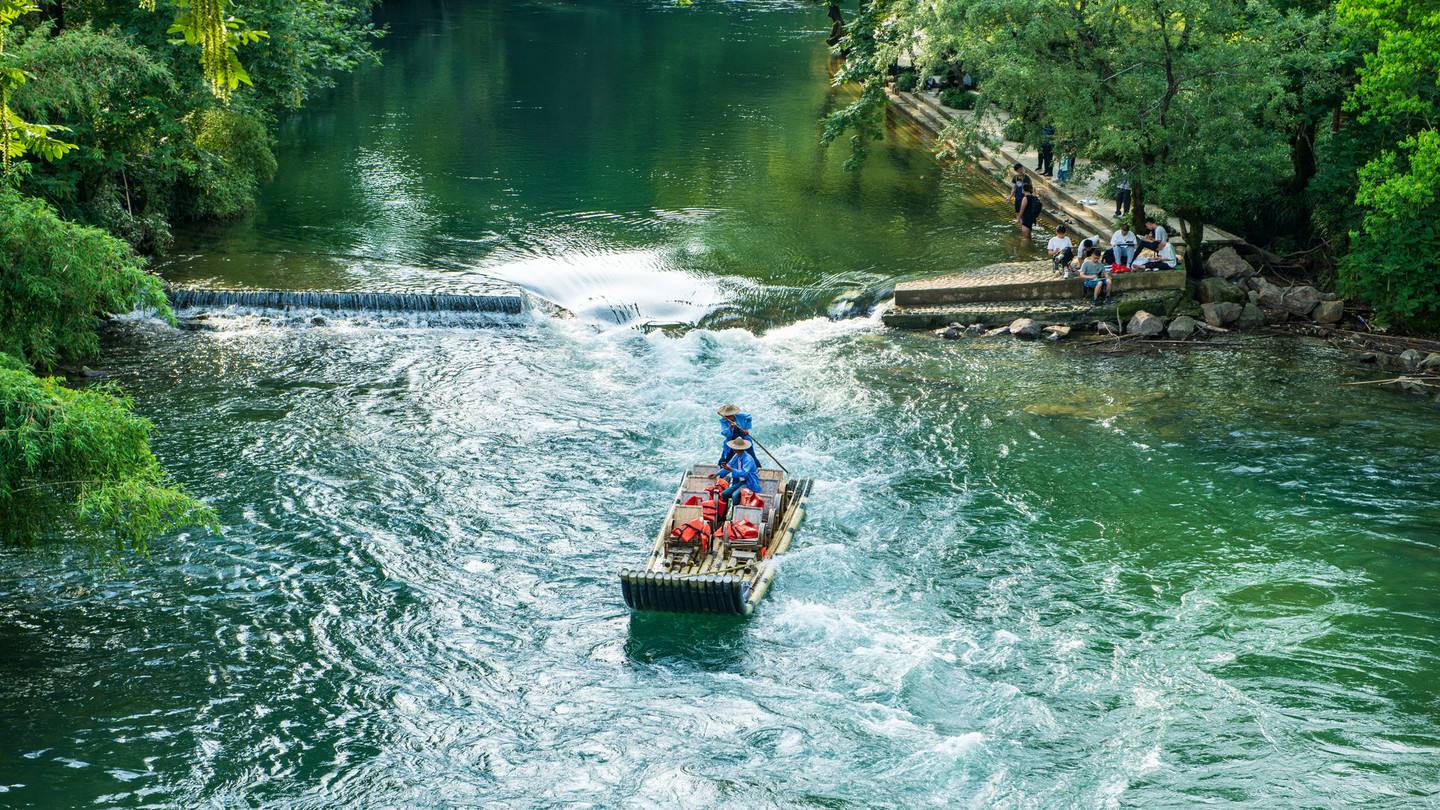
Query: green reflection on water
164 0 1035 325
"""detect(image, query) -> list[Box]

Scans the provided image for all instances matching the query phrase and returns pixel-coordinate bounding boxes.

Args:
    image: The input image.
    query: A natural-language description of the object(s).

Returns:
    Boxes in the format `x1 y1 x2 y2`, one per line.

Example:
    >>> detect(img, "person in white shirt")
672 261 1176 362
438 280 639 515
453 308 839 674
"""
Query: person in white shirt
1047 225 1075 272
1110 224 1138 267
1138 217 1169 253
1154 241 1177 269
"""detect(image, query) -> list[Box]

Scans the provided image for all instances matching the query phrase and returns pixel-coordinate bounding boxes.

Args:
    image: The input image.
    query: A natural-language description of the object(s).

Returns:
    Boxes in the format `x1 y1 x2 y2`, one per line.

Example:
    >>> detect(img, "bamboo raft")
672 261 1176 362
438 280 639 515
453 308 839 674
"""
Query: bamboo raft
619 464 812 615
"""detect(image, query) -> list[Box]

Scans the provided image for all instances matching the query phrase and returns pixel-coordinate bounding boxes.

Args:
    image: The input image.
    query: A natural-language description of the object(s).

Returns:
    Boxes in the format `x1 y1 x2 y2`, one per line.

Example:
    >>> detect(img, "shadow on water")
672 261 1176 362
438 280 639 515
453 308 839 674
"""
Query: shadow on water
623 611 751 671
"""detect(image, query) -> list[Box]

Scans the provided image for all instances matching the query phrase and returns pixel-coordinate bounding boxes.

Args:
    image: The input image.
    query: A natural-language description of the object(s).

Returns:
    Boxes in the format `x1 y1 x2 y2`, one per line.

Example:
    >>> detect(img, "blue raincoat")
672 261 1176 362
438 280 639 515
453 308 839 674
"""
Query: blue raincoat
720 448 761 496
717 412 761 469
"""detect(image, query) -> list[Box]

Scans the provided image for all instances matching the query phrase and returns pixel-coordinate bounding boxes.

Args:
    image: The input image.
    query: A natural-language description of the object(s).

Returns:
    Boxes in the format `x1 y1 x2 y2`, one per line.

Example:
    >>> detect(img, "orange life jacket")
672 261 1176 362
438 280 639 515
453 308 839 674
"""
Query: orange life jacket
680 494 724 523
737 489 765 509
671 518 712 551
722 519 759 541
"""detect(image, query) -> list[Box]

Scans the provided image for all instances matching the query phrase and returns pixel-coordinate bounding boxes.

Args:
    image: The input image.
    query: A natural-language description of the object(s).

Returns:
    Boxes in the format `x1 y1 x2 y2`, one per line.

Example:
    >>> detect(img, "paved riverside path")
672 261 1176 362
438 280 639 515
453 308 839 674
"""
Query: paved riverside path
886 88 1244 250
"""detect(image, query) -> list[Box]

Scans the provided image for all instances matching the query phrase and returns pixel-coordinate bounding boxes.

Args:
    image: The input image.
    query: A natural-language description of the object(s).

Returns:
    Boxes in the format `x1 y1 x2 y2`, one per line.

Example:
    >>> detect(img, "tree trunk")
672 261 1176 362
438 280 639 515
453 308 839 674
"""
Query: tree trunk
41 0 63 32
1179 217 1205 276
1131 180 1147 235
1288 116 1317 196
826 3 844 46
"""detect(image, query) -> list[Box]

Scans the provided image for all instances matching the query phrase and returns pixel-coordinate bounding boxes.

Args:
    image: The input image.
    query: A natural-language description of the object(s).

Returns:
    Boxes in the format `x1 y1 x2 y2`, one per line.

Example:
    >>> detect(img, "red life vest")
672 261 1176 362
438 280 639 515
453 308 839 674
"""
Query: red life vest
707 478 730 499
737 489 765 509
671 518 712 553
722 519 759 541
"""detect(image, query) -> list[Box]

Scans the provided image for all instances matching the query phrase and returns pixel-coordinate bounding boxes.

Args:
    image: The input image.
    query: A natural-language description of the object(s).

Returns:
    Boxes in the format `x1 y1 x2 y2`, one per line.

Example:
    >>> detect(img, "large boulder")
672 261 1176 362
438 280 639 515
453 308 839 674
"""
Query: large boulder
1167 315 1201 340
1202 302 1242 327
1206 247 1254 281
1256 280 1286 309
1009 318 1042 338
1196 277 1246 305
1236 303 1266 330
1312 300 1344 324
1281 285 1323 317
1127 310 1165 338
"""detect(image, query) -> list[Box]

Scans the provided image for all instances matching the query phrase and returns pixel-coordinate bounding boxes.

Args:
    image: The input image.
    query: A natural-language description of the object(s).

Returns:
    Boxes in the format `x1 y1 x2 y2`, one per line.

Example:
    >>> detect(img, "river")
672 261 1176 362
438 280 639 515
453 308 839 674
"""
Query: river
2 0 1438 807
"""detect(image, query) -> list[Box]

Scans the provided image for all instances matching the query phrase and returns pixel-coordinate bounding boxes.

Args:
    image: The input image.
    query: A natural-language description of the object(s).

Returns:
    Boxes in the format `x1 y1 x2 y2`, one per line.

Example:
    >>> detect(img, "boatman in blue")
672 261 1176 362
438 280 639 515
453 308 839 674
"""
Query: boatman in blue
718 437 762 515
716 403 760 471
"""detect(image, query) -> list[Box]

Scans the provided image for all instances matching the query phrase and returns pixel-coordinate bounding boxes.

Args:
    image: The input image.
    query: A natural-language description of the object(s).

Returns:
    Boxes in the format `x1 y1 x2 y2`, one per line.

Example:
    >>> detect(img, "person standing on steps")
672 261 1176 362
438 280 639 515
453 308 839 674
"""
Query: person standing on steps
1008 164 1027 216
1016 181 1042 239
1114 175 1132 219
1038 124 1055 177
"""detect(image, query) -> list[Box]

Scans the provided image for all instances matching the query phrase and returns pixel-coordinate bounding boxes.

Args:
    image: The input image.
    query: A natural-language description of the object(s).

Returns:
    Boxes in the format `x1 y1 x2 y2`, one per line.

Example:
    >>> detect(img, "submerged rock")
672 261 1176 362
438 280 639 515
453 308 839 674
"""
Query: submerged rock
1206 247 1254 281
1009 318 1042 339
1202 302 1242 327
1399 349 1425 371
1127 310 1165 338
983 326 1009 338
1096 321 1120 336
1167 315 1200 340
1312 300 1344 324
935 323 963 340
964 324 984 336
1420 352 1440 371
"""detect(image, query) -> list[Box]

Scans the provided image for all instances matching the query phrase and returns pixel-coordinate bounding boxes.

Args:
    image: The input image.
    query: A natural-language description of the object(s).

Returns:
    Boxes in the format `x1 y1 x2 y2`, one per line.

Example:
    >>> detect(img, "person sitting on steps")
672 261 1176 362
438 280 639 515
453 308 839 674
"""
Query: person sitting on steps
1110 221 1138 268
1047 224 1075 274
1137 216 1169 253
1079 247 1112 302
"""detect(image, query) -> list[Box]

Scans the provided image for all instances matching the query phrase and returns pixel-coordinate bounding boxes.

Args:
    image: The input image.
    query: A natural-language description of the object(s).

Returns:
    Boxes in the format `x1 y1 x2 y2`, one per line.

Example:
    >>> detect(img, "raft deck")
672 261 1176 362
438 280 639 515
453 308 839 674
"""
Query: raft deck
619 464 812 616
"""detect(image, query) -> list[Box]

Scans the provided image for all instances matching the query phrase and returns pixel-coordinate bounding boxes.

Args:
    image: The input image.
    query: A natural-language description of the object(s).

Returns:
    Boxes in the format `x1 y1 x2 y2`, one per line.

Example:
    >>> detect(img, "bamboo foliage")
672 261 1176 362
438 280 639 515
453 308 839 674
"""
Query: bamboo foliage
163 0 268 100
0 0 74 174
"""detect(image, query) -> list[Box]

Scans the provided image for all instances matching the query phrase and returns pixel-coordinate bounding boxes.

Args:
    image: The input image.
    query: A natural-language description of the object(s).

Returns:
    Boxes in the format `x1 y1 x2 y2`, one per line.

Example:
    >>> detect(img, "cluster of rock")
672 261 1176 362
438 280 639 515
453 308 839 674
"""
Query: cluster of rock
1198 247 1344 328
1357 347 1440 399
931 246 1352 344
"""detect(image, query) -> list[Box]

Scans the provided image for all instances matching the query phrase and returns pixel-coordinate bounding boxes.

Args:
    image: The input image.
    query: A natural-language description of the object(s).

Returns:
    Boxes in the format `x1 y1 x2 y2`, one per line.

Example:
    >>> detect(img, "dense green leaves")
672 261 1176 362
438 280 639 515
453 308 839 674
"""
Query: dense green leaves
0 190 214 550
0 187 168 370
1331 0 1440 326
0 352 218 550
822 0 1440 326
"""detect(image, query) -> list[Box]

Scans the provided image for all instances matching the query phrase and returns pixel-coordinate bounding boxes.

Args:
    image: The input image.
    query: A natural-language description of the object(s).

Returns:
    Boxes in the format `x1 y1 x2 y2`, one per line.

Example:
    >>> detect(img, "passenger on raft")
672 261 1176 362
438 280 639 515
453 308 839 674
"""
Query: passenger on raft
718 437 762 516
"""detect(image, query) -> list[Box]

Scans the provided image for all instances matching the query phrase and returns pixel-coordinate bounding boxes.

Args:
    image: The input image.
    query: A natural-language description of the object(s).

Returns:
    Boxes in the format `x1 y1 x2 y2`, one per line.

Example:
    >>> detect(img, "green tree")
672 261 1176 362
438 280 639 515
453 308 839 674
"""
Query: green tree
0 353 218 550
0 188 216 549
867 0 1325 247
1329 0 1440 326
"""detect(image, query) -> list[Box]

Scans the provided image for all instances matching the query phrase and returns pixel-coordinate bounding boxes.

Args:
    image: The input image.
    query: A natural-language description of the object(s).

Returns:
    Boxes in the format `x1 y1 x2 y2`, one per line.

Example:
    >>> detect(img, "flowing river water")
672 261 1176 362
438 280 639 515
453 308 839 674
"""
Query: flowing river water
3 1 1439 807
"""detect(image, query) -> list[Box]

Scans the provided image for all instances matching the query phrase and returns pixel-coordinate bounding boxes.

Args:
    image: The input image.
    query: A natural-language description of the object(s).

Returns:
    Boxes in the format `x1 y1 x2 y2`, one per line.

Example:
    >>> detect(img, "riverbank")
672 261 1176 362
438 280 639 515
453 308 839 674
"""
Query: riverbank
880 86 1440 404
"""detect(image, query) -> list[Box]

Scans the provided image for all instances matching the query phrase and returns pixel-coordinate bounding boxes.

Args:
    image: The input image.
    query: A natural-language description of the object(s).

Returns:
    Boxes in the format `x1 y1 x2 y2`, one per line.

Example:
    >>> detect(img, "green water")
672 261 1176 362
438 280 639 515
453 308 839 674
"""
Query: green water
4 1 1440 807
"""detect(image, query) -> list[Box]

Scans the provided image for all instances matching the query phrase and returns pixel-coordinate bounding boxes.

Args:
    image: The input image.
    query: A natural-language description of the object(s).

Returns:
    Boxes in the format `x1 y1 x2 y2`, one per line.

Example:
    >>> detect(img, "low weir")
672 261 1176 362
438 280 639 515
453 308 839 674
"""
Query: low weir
165 285 527 315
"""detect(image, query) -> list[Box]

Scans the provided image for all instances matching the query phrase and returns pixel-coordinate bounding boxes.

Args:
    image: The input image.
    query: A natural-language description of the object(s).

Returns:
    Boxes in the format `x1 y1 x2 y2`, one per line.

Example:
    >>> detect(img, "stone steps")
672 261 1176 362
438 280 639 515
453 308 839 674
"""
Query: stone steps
894 267 1186 307
881 289 1184 330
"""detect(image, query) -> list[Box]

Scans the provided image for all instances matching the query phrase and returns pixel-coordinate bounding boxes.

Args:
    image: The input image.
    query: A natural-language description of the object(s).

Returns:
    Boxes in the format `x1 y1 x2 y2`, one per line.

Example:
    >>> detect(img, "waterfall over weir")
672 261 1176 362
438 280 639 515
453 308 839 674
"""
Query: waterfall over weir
165 285 527 316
